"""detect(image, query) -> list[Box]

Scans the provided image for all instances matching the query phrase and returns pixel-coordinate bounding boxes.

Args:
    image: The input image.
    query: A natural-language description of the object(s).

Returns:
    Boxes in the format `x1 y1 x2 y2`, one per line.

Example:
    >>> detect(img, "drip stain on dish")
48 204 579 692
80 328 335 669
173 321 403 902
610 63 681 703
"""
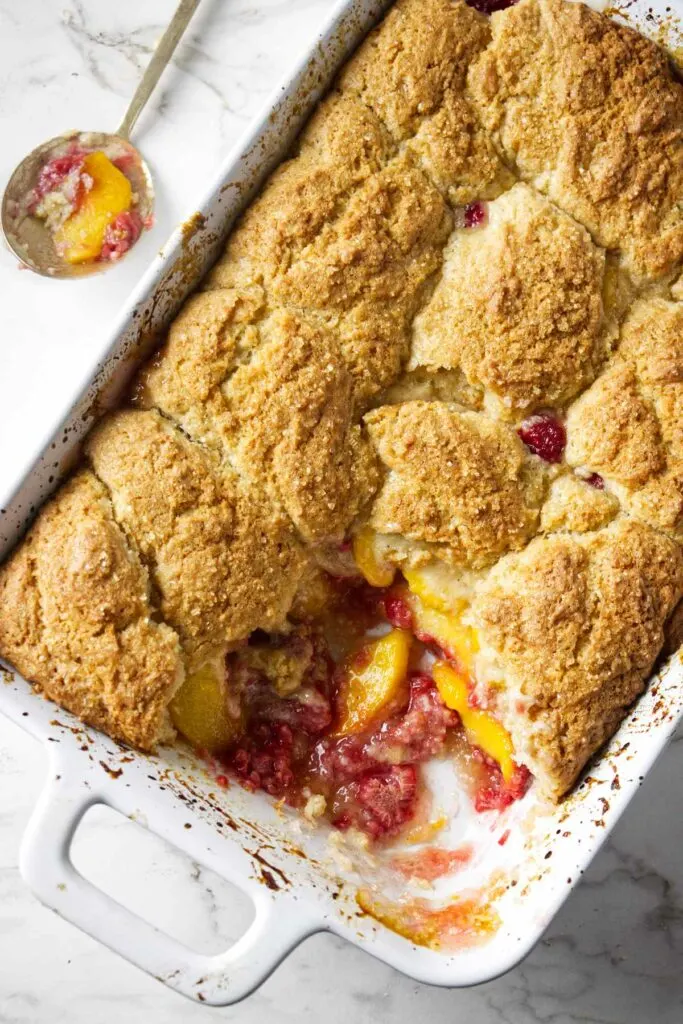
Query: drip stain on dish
0 0 682 987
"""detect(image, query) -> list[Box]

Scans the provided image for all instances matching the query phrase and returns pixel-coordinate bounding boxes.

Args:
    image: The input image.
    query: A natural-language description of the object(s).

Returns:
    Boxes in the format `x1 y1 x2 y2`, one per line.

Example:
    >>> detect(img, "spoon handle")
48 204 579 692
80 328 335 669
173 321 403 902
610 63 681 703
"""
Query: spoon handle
117 0 201 140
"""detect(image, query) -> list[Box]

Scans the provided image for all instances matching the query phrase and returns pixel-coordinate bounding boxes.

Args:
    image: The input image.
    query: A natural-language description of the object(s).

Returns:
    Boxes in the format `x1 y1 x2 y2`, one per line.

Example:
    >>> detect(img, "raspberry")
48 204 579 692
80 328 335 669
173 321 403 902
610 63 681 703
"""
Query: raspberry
474 761 532 812
466 0 518 12
373 673 458 763
464 201 487 227
585 472 605 490
518 413 566 464
227 722 296 798
100 210 143 261
334 764 418 840
31 152 86 207
312 733 375 785
383 593 413 630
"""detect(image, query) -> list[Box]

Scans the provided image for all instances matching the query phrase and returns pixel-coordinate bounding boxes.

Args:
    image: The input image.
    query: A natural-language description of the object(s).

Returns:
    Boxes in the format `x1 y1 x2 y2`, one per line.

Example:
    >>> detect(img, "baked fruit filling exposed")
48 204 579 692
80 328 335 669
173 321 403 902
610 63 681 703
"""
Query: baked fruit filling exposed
168 570 534 842
1 0 683 850
25 140 150 264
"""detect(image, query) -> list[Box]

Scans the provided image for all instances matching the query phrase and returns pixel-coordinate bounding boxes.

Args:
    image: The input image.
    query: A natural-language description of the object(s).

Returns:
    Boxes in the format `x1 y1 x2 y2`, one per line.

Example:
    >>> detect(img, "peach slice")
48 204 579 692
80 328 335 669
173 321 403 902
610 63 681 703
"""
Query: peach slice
403 566 467 616
170 661 242 754
55 151 133 264
432 662 515 782
352 527 395 588
407 592 479 674
334 629 411 736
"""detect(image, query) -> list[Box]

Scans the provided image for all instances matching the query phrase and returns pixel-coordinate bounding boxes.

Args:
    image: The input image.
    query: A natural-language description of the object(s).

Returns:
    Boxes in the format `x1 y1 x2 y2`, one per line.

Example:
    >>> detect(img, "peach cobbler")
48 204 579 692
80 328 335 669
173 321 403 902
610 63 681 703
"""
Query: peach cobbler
25 139 151 264
1 0 683 848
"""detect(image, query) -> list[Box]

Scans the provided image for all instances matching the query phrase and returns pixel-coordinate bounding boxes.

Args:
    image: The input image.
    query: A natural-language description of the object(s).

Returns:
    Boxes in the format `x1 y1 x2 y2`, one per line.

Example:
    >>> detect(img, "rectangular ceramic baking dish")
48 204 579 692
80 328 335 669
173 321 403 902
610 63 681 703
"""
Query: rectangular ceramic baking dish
1 0 682 1006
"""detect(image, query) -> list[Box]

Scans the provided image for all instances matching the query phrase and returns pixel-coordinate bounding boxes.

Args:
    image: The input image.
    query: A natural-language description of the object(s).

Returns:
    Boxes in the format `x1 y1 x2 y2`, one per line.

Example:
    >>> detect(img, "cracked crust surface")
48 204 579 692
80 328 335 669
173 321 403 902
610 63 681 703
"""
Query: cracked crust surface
208 91 396 298
468 0 683 281
133 286 266 424
365 401 544 568
86 410 305 669
339 0 514 205
473 519 683 799
218 311 380 544
208 95 451 408
411 184 611 416
0 471 183 750
540 474 618 535
566 298 683 540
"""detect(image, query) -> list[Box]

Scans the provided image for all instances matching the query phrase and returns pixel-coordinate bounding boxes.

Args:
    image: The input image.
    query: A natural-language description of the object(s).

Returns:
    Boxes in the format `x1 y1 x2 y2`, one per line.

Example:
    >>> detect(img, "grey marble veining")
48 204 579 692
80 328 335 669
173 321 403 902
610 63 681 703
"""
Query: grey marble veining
0 2 682 1021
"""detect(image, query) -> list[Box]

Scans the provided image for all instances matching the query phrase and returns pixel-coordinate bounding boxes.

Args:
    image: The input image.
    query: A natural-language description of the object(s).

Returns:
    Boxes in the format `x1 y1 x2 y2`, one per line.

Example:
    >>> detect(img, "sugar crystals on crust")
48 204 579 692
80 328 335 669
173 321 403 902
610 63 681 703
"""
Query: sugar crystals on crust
472 518 683 799
364 400 544 568
134 285 266 429
0 471 184 750
411 184 612 416
219 311 380 544
340 0 514 205
86 410 305 669
468 0 683 281
566 297 683 541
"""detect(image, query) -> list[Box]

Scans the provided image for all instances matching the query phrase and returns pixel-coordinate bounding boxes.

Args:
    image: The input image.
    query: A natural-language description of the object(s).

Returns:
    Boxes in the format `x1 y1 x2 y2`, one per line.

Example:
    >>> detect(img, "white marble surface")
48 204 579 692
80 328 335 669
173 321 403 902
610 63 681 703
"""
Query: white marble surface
1 2 683 1021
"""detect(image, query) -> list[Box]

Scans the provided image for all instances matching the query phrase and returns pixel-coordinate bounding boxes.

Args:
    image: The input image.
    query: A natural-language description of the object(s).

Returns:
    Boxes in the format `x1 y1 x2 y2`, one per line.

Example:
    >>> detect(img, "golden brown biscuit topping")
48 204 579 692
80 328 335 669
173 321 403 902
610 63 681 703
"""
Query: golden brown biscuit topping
365 401 544 568
469 0 683 281
472 519 683 798
566 298 683 540
0 472 183 750
86 410 305 668
411 184 612 416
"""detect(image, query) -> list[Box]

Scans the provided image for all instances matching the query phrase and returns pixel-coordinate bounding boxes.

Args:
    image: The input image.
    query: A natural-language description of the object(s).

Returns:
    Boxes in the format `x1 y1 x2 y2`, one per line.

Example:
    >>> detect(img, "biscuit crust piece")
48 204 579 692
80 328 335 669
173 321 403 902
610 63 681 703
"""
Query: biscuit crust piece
469 0 683 281
134 286 267 426
219 311 380 544
208 93 452 408
86 410 305 669
365 401 544 568
138 309 380 546
566 298 683 540
340 0 513 205
411 184 611 415
540 474 618 535
0 472 183 750
472 519 683 799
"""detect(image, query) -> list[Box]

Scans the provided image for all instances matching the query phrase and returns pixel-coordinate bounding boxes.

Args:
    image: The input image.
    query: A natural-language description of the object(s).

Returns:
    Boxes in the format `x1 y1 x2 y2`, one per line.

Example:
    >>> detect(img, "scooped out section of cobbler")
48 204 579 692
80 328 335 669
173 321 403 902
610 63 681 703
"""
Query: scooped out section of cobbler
26 140 152 265
169 556 533 844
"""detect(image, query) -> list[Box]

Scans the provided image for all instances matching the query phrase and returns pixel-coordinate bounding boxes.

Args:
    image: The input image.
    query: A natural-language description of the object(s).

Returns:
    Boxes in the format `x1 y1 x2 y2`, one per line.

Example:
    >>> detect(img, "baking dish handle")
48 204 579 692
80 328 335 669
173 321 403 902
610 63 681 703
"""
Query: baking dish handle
20 774 320 1005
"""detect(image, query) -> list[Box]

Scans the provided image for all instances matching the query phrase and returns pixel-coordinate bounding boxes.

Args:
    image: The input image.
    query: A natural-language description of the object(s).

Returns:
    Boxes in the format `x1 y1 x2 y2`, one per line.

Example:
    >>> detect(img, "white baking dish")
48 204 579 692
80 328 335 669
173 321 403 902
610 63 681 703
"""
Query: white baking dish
1 0 682 1006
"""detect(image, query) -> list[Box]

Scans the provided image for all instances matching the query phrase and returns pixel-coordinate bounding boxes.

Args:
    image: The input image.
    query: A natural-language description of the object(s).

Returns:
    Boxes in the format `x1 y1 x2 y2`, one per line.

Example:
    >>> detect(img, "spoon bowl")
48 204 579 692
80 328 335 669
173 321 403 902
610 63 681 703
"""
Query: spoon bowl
1 0 199 279
2 131 154 278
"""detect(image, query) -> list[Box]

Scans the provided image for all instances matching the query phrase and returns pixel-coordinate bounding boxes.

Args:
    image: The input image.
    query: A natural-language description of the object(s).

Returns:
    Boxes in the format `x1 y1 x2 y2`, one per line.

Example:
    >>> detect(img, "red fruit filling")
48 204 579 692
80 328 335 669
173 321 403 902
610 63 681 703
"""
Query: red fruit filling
213 591 532 842
585 472 605 489
517 413 566 464
228 721 296 797
29 150 88 212
466 0 518 12
383 592 413 631
100 209 144 261
333 765 418 840
464 201 487 228
373 672 459 763
473 752 533 813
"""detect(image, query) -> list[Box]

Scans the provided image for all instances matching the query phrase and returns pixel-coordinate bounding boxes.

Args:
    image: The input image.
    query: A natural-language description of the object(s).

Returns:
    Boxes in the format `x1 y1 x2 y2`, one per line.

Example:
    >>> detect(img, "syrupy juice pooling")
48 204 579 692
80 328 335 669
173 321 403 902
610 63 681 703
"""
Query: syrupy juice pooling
206 576 531 844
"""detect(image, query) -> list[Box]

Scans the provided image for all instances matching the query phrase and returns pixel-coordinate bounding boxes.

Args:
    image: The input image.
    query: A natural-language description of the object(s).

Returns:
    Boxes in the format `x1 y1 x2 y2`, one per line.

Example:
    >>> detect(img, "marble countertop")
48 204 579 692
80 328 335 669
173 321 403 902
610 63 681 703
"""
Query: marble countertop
1 2 682 1021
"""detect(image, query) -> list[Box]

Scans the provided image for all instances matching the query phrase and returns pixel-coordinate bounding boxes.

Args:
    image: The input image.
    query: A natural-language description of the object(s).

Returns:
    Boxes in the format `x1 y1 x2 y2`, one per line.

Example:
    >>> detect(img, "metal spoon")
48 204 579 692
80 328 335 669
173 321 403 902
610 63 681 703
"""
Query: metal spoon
1 0 200 278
